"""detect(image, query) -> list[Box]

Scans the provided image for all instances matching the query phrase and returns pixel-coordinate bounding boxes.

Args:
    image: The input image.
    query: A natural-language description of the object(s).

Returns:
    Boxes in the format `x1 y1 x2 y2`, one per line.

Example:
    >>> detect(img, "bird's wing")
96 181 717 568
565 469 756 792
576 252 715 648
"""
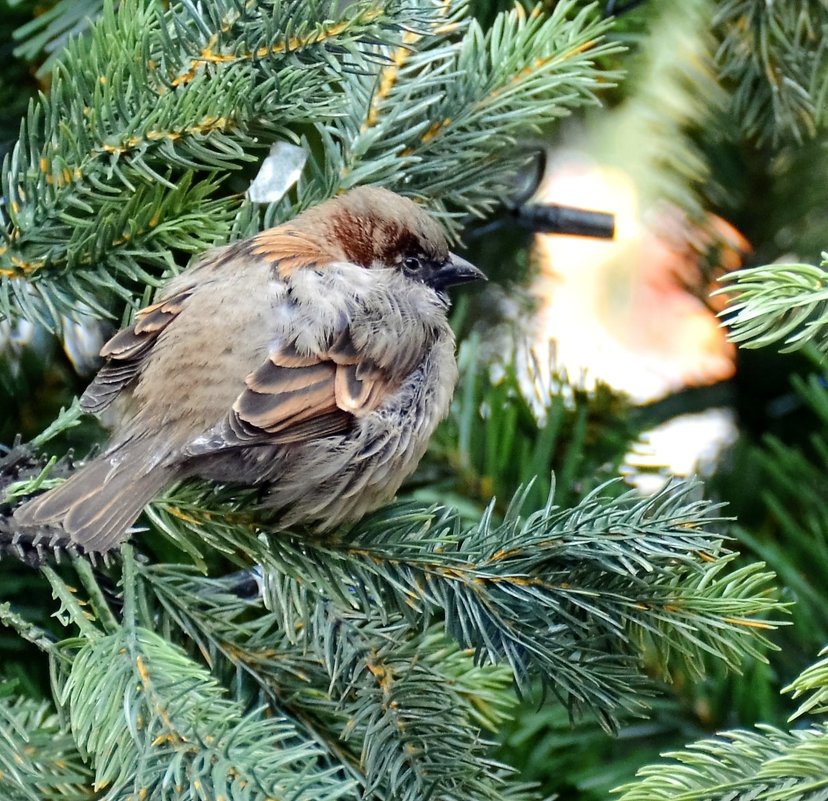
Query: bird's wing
80 288 194 413
196 327 394 451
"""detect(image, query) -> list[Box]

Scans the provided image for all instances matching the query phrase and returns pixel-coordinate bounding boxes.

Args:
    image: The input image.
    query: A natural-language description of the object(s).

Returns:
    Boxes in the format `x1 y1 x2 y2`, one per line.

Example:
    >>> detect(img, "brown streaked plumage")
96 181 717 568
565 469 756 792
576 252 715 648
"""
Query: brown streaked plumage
14 187 485 553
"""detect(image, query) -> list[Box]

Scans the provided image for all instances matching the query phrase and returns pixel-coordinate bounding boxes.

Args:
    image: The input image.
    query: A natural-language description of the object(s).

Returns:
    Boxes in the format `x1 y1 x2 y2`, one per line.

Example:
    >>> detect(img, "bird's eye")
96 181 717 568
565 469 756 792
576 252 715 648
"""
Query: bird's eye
402 256 422 274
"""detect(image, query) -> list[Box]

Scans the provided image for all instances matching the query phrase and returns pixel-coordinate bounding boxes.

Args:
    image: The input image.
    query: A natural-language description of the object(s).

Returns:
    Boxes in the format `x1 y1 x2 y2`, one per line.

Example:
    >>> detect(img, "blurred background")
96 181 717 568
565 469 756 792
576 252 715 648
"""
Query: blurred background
2 0 828 798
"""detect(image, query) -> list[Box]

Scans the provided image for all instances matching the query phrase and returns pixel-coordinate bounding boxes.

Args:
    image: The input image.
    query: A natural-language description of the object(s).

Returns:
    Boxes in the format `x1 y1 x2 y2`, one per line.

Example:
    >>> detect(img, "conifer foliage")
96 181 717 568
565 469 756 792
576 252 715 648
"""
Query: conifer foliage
0 1 816 800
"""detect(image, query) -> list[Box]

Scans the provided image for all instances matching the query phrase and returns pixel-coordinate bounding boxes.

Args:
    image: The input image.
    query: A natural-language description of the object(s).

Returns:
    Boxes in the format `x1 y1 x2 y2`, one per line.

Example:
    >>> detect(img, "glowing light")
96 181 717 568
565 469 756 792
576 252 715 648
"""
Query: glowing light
529 154 744 484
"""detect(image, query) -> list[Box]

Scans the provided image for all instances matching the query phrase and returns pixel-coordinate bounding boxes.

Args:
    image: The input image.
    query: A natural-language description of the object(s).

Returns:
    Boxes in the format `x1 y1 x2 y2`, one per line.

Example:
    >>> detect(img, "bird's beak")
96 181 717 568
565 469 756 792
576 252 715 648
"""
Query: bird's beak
430 253 487 291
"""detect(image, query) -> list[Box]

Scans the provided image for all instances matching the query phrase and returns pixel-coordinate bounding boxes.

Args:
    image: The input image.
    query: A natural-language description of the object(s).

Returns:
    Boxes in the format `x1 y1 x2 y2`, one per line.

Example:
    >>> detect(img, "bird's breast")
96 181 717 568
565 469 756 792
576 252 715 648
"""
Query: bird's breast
266 332 458 529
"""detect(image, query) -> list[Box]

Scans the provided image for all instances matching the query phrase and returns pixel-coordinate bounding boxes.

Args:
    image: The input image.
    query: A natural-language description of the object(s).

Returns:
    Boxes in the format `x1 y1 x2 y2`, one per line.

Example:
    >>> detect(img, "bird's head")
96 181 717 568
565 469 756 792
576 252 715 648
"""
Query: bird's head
254 187 485 295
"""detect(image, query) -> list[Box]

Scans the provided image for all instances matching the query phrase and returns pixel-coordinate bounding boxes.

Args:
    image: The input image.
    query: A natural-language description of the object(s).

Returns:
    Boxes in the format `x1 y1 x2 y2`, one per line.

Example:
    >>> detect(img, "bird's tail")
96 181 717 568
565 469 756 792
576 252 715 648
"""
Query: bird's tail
13 440 171 555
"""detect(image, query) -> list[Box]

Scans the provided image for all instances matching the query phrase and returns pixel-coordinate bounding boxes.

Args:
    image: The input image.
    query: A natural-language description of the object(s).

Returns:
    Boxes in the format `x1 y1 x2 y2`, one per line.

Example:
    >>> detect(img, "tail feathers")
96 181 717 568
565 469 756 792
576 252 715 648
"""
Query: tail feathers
13 443 170 554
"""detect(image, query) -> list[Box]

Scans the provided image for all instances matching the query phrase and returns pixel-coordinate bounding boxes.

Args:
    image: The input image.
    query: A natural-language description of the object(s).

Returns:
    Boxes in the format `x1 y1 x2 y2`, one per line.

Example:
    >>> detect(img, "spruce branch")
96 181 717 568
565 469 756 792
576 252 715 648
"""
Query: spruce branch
41 547 356 801
785 645 828 721
0 683 92 801
1 0 434 327
729 373 828 653
615 723 828 801
2 0 621 330
55 628 354 801
130 562 528 801
713 0 828 144
610 0 724 221
41 565 102 639
146 479 782 731
611 385 828 801
0 603 56 654
314 0 622 226
717 256 828 354
307 604 519 801
13 0 104 78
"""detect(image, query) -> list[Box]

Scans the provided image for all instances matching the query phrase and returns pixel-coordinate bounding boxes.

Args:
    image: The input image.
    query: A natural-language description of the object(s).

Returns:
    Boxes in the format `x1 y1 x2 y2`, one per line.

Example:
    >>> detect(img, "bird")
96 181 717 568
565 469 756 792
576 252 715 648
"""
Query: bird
13 186 485 554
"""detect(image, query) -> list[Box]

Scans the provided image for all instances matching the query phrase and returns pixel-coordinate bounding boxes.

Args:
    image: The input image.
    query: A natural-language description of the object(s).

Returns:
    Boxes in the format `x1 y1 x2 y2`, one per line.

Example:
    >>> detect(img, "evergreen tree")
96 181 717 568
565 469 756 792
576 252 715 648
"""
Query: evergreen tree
0 1 826 800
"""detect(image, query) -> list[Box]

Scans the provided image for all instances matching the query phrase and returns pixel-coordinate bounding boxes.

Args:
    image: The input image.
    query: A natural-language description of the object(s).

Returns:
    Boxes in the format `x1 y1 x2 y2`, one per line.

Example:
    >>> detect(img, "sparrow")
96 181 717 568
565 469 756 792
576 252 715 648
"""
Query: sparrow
14 187 484 553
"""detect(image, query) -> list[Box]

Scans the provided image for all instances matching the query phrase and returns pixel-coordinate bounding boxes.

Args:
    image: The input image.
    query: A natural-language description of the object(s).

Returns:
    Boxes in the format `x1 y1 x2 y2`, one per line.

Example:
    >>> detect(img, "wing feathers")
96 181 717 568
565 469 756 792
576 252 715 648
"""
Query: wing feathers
234 379 338 433
220 328 397 450
250 229 342 277
335 364 380 412
81 288 194 413
246 359 332 395
260 412 353 444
